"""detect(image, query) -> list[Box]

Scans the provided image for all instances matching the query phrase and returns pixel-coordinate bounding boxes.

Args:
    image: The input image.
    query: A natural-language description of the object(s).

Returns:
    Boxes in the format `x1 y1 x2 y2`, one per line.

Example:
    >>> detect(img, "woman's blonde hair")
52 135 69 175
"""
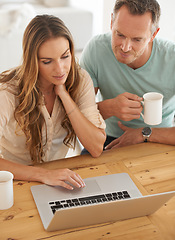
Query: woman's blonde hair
0 15 81 164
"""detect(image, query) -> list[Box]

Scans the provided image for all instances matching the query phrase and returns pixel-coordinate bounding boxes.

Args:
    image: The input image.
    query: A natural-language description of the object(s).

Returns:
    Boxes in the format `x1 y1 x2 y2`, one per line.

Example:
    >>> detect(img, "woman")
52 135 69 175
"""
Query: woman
0 15 106 190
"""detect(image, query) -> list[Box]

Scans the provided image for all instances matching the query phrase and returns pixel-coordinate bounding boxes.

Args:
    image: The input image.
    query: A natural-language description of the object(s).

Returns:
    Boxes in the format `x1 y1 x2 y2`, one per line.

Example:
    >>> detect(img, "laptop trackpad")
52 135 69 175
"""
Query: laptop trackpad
70 179 101 196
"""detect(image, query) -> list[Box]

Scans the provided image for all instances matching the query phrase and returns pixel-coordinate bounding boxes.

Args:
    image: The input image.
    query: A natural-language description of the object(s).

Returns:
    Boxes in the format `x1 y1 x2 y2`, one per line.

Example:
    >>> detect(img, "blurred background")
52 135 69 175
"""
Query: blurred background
0 0 175 73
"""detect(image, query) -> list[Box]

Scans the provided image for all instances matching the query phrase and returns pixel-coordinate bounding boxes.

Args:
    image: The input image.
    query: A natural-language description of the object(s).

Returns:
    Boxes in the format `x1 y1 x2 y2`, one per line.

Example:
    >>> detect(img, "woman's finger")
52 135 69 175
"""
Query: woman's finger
67 172 85 189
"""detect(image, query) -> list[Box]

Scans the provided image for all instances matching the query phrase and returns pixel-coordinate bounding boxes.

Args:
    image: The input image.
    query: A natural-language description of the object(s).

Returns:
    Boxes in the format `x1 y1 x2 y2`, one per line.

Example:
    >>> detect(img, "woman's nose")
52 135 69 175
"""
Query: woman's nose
54 61 63 73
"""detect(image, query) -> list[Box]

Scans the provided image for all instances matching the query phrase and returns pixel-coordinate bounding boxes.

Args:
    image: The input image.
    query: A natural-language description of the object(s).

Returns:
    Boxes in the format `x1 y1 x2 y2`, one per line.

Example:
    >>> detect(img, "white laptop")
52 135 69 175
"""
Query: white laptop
31 173 175 232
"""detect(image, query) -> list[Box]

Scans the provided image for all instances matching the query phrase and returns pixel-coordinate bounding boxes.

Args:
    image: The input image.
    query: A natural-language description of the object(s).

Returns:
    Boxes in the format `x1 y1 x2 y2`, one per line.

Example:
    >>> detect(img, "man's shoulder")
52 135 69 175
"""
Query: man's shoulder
87 32 111 48
81 32 112 64
154 37 175 52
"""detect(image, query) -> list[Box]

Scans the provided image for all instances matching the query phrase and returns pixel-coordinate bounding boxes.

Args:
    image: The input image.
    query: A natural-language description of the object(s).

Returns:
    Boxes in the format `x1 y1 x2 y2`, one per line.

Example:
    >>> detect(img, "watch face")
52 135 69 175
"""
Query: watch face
142 127 152 135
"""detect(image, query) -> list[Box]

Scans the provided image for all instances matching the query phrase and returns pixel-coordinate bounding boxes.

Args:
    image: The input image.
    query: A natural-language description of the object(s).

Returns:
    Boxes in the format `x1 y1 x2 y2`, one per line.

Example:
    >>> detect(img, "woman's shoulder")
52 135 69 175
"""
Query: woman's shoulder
78 67 94 91
0 80 17 106
78 67 93 83
0 80 18 94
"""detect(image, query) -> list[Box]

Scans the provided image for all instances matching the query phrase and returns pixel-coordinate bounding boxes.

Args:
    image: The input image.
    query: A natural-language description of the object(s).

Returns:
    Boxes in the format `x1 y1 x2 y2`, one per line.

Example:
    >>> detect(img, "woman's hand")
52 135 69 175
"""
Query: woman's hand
54 84 67 98
0 158 85 190
40 168 85 190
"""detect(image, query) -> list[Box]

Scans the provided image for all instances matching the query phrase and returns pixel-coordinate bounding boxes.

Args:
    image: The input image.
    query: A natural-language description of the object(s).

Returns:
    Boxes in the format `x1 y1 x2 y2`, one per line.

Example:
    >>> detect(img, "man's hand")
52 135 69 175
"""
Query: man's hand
98 92 143 121
105 121 143 149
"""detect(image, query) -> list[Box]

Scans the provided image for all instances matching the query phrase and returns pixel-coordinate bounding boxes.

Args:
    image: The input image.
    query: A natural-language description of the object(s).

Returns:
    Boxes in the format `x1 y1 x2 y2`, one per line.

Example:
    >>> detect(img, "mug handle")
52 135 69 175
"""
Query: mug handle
141 101 144 119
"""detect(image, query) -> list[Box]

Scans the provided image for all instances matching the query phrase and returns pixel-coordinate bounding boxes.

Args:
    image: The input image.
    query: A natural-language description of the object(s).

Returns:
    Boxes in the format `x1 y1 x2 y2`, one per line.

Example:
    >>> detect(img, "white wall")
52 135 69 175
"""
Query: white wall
158 0 175 41
71 0 175 42
70 0 115 35
70 0 116 36
102 0 115 33
70 0 104 36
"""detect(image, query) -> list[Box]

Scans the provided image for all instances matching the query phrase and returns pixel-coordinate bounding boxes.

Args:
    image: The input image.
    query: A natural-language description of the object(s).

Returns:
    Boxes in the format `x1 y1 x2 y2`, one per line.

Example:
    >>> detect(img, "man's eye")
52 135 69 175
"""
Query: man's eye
135 39 141 42
117 34 124 38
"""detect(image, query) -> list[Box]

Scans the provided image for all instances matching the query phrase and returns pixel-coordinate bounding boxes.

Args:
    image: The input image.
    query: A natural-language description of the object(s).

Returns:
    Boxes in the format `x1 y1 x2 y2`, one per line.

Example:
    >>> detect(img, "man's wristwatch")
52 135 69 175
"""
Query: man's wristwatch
142 127 152 142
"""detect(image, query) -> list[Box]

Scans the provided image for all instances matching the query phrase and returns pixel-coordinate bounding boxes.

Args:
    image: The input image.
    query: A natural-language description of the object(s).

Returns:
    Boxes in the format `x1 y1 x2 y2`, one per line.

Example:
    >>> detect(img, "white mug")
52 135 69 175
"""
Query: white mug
141 92 163 125
0 171 14 210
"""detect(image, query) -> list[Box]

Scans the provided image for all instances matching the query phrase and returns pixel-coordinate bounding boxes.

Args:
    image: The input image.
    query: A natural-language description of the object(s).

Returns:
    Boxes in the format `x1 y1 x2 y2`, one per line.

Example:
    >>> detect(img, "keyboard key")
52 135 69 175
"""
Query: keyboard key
79 194 105 202
52 205 63 210
118 195 123 199
107 197 113 201
69 203 75 207
102 198 108 202
106 193 112 198
63 204 69 208
123 191 129 194
113 196 119 200
124 195 130 198
112 193 118 197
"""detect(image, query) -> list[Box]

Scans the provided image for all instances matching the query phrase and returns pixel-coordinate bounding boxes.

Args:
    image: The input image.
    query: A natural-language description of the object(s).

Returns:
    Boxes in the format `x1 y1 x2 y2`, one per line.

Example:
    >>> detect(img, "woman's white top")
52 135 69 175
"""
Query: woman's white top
0 69 105 165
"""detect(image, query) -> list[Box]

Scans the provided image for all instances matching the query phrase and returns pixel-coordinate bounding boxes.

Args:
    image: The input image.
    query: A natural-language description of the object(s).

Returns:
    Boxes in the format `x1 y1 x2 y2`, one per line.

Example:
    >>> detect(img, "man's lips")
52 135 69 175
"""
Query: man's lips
119 51 131 58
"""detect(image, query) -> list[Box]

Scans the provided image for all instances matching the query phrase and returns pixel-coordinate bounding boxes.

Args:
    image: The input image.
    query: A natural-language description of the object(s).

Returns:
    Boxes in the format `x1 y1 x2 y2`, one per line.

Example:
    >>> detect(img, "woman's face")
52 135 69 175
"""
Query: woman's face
38 37 72 89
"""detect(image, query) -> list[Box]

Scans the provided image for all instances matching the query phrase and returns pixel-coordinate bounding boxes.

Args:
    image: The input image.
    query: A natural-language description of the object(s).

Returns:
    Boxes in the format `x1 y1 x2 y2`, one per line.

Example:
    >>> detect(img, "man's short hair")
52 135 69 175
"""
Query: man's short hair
113 0 161 33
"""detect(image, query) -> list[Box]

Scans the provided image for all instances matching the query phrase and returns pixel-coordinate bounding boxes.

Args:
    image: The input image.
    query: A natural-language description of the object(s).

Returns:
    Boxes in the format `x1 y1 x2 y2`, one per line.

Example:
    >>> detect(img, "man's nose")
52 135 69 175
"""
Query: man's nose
121 39 132 52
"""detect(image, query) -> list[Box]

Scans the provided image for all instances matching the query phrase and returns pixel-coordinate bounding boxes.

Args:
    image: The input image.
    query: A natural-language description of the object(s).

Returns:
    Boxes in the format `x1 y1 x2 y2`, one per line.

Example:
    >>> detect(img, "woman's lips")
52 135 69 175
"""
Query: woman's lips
53 74 65 80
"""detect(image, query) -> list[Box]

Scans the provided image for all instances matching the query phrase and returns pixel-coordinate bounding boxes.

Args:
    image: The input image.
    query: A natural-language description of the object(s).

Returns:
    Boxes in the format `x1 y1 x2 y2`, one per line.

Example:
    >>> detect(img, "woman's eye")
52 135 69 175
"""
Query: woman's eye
43 60 51 64
62 54 70 59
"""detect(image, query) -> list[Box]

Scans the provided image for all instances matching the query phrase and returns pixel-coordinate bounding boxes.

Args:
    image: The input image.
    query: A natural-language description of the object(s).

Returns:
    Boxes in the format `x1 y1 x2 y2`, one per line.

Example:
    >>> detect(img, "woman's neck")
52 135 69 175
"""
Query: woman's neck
40 85 54 96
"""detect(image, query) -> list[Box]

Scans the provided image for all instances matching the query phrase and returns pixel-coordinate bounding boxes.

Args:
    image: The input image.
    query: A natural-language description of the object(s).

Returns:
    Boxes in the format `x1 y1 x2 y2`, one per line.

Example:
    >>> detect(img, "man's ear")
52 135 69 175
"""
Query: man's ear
150 28 160 42
110 13 114 30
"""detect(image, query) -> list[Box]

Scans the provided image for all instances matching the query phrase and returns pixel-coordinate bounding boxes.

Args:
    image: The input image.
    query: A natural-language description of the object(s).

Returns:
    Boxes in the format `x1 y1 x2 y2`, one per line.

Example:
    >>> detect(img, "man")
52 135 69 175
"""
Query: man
80 0 175 149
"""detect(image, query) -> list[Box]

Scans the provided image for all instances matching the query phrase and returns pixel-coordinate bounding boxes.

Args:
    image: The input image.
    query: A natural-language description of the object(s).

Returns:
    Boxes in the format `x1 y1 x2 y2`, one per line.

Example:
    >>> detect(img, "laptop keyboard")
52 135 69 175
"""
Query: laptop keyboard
49 191 131 214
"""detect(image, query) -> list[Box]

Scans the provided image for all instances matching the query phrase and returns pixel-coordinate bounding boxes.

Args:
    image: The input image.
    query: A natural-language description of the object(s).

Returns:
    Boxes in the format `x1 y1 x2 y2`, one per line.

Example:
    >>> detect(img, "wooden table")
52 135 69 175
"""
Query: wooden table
0 143 175 240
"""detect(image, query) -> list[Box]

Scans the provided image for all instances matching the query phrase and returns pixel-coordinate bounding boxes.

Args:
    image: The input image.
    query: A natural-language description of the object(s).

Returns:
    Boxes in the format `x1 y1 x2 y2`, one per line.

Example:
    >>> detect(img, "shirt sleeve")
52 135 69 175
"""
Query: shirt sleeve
77 68 106 129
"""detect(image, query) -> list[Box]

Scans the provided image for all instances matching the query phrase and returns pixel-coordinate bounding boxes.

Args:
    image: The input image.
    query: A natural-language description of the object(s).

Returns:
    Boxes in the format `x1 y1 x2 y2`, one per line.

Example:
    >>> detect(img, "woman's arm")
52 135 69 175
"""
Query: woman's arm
55 84 106 158
0 157 85 190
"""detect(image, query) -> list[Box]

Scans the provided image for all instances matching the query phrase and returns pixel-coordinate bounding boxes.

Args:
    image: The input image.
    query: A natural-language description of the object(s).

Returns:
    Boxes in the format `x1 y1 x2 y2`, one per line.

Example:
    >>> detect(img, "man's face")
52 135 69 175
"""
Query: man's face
111 5 155 69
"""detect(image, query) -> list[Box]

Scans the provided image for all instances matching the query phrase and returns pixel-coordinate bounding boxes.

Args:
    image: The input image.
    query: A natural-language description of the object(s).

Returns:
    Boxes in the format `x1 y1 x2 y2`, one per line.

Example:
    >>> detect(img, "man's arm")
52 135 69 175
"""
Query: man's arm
105 122 175 149
95 87 143 121
149 127 175 145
